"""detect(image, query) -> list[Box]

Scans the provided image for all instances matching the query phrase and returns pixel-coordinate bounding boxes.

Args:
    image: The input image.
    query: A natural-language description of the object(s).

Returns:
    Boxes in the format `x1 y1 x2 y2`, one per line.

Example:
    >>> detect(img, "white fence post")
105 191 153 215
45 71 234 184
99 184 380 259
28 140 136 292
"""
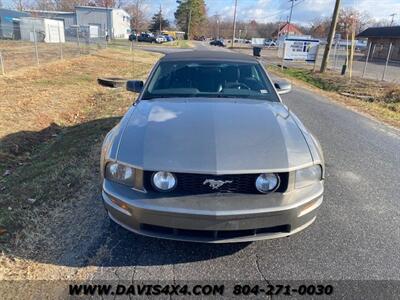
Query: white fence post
382 42 392 81
0 51 5 75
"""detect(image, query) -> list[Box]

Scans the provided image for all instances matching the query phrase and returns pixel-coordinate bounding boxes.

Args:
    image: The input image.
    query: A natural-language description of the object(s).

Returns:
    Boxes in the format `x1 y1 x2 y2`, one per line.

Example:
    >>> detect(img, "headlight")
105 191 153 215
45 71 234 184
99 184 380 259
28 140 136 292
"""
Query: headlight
295 165 322 189
105 162 135 186
255 173 279 193
151 171 177 192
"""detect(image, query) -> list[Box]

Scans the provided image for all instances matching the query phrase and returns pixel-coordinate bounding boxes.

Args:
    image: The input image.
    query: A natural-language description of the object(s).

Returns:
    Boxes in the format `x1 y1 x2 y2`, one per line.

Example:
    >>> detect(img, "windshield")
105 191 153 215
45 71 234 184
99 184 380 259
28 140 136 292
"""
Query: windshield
142 60 279 101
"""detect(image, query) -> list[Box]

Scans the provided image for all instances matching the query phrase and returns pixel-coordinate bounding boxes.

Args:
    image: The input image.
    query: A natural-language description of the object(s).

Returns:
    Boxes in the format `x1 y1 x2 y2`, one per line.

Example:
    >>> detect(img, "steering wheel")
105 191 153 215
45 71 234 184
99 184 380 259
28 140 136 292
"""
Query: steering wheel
225 82 251 90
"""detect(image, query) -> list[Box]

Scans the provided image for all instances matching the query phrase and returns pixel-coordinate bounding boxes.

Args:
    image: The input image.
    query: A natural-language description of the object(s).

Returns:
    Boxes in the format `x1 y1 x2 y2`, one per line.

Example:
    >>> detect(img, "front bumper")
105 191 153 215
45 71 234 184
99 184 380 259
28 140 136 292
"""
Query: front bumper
102 179 323 243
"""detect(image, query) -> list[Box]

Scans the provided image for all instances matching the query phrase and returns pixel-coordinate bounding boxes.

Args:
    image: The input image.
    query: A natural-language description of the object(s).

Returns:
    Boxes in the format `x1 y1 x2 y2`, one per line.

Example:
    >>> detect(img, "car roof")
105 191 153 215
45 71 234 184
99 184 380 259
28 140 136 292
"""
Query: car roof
161 50 259 63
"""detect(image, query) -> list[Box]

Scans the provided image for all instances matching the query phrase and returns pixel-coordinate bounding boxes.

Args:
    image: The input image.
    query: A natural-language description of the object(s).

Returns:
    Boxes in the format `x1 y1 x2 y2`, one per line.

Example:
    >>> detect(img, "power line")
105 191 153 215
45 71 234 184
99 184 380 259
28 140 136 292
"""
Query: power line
249 0 307 22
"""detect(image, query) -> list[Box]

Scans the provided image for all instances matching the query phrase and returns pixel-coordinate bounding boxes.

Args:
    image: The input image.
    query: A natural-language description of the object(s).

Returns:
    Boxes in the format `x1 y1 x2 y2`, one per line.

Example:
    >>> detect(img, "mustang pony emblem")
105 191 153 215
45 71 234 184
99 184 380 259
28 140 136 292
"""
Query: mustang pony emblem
203 179 233 190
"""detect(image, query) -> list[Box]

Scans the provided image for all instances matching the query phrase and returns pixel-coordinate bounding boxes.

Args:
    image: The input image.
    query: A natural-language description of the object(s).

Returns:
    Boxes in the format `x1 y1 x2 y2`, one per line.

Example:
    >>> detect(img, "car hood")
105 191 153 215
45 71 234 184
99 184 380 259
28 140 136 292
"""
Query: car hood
117 98 313 174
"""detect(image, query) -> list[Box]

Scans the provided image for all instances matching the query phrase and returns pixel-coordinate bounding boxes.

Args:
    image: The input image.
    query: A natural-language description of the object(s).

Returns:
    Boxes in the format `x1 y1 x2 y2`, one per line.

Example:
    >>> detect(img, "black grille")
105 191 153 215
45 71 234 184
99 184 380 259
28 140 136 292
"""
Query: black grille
144 172 288 194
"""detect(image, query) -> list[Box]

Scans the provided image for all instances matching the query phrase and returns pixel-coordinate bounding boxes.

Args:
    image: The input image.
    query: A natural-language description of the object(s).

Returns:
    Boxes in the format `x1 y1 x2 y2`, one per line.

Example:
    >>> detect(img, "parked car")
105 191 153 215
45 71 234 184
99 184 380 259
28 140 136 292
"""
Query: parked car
128 33 137 41
137 33 156 43
164 35 174 42
100 51 325 243
155 35 167 43
209 39 225 47
264 39 277 47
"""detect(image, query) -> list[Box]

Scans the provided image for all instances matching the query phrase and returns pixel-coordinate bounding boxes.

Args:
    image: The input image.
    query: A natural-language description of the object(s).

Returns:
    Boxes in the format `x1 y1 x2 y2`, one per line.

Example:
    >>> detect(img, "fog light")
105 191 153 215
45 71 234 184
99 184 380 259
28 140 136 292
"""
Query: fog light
151 171 177 192
255 173 279 193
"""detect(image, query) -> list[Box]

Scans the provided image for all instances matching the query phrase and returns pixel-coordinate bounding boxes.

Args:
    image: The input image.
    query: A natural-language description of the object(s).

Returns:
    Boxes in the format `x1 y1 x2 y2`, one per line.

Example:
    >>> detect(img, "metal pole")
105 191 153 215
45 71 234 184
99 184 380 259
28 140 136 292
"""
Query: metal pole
370 44 376 61
288 0 296 26
76 26 80 55
348 28 355 82
231 0 238 48
0 51 5 75
382 42 392 81
313 44 320 72
58 24 63 59
333 40 339 70
33 24 39 65
320 0 341 73
217 19 220 39
362 42 372 78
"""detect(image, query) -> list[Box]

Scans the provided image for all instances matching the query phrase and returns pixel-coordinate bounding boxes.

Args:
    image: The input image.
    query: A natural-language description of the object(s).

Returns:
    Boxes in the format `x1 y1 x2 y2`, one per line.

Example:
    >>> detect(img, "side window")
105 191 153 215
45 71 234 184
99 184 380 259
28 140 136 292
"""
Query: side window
251 66 260 80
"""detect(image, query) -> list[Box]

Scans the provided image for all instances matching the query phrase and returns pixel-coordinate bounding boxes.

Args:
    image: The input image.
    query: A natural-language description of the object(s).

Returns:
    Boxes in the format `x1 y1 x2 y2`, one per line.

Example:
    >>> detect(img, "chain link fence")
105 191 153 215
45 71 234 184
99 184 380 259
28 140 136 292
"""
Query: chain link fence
235 42 400 84
314 42 400 83
0 18 107 75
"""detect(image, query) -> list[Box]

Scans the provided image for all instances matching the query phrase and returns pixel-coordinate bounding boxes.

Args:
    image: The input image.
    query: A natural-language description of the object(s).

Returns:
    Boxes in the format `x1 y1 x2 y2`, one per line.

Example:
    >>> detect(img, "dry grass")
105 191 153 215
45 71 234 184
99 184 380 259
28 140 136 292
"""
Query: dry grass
0 40 104 72
0 47 161 279
109 39 194 50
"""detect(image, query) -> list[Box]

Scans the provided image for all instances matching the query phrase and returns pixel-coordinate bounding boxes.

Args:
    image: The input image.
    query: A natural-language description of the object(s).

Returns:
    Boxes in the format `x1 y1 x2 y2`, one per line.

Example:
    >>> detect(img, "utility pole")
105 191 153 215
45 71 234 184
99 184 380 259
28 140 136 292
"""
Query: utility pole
187 7 192 39
389 13 397 26
320 0 341 73
135 0 140 33
231 0 238 48
288 0 297 26
215 14 220 39
159 4 162 33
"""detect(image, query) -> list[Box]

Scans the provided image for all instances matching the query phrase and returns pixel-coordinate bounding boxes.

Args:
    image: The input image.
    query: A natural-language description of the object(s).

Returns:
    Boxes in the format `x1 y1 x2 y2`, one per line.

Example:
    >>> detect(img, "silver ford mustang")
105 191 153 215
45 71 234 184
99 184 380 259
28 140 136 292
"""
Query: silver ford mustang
100 51 324 243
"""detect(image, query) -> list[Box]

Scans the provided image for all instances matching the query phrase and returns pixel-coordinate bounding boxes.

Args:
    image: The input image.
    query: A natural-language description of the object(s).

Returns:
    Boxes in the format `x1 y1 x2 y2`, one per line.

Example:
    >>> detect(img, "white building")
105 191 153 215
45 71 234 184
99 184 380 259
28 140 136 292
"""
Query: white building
75 6 131 39
25 6 131 40
20 17 65 43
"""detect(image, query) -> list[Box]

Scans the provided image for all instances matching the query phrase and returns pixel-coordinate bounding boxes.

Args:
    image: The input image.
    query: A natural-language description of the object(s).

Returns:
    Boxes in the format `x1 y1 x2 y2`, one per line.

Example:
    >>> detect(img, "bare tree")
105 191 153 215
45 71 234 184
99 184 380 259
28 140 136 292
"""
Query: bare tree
34 0 55 10
13 0 29 11
124 0 148 33
91 0 117 7
53 0 91 11
310 18 331 38
336 8 372 37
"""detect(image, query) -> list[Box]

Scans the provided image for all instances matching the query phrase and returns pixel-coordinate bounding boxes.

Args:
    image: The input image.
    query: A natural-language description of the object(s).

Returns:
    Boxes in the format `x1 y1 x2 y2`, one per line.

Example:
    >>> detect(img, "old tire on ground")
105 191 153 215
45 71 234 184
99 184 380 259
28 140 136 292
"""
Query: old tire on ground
97 77 128 88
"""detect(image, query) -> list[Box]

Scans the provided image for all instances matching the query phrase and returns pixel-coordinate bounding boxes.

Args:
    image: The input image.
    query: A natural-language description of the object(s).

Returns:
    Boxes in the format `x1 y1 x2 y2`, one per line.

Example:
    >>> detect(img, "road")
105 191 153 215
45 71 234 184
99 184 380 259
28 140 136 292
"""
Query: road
53 42 400 296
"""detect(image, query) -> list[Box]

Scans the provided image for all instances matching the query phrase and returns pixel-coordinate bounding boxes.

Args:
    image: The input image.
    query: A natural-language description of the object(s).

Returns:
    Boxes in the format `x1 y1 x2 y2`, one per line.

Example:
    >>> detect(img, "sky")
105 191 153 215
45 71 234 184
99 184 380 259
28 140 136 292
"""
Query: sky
2 0 400 25
152 0 400 25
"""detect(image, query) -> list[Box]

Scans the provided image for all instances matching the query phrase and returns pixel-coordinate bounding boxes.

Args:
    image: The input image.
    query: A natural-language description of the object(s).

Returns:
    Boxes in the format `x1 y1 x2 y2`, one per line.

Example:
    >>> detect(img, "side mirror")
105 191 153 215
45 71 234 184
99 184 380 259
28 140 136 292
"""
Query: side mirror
126 80 144 93
274 81 292 95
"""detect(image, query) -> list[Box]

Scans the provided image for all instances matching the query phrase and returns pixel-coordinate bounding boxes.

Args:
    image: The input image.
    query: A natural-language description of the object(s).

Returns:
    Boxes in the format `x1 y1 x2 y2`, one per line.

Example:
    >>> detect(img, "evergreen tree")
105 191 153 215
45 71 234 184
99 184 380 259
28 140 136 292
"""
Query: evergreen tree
175 0 206 39
149 11 170 33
